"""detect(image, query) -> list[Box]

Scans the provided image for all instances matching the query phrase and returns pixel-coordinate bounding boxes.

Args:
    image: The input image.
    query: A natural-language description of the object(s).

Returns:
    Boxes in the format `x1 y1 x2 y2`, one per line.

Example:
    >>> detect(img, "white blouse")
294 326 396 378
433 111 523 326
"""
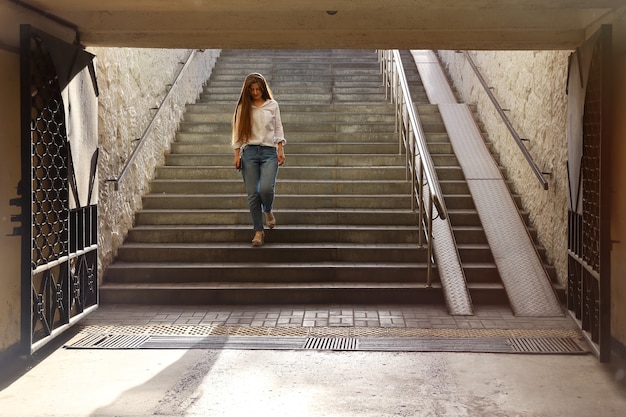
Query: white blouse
231 99 286 149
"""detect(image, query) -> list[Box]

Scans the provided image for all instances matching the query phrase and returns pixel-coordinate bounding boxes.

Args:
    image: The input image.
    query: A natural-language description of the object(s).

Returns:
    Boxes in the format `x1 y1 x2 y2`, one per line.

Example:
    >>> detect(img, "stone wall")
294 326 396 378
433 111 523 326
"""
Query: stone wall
436 50 570 285
89 48 220 278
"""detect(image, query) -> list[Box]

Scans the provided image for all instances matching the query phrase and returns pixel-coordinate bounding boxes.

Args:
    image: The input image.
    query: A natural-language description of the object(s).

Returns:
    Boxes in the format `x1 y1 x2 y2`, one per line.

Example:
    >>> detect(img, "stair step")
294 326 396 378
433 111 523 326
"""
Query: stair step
457 243 495 263
425 132 451 142
99 282 445 305
126 225 423 244
178 122 397 134
466 283 510 305
447 209 483 226
133 209 419 226
171 142 399 154
115 243 426 263
176 132 398 144
420 123 448 134
154 166 407 181
439 180 470 194
201 93 390 103
105 262 431 283
186 103 396 114
141 194 414 210
431 155 459 165
462 263 502 283
164 154 406 167
441 194 475 210
450 226 488 245
150 179 411 195
434 166 465 180
417 113 444 124
426 142 455 154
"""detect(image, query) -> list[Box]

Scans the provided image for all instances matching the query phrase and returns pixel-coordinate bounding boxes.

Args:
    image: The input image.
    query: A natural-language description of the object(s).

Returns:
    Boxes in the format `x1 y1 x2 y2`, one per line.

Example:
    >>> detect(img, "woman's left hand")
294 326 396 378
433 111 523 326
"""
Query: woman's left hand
278 149 286 166
277 144 285 166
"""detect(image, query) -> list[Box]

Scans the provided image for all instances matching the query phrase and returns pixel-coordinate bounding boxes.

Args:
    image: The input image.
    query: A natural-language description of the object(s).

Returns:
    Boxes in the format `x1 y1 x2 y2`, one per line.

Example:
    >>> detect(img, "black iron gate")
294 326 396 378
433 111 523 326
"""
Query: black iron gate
20 26 99 353
566 25 612 362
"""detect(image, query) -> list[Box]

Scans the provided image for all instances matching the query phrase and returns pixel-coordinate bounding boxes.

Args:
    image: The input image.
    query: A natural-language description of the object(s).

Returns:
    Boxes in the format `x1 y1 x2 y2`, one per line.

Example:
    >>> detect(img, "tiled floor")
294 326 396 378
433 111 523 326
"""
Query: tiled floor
82 303 579 331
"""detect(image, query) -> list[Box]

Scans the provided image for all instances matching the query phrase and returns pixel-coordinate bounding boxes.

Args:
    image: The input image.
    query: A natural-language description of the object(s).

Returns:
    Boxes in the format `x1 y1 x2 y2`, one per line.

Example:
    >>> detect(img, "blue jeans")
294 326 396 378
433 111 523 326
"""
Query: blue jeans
240 145 279 231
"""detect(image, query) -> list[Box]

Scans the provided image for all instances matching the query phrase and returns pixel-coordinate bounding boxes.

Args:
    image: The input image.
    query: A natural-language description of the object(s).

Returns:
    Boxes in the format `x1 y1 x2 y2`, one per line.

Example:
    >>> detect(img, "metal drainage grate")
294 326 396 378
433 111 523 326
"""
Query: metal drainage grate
69 333 151 349
66 333 589 354
303 337 359 351
508 338 586 353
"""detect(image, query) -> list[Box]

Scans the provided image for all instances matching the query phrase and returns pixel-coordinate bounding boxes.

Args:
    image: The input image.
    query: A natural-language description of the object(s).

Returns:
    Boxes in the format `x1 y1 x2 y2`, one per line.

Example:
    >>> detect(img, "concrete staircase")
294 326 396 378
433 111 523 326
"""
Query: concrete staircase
101 50 444 305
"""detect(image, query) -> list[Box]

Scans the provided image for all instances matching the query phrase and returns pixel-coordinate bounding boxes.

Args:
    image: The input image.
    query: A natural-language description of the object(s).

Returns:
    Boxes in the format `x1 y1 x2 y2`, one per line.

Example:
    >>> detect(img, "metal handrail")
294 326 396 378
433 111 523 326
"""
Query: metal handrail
379 50 448 286
108 49 199 190
461 51 549 190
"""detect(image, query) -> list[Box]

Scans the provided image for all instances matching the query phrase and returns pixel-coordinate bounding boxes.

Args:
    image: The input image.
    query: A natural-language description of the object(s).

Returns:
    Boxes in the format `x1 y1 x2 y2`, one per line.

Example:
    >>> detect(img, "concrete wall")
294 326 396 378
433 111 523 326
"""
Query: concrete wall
437 50 570 287
0 50 22 352
89 48 220 277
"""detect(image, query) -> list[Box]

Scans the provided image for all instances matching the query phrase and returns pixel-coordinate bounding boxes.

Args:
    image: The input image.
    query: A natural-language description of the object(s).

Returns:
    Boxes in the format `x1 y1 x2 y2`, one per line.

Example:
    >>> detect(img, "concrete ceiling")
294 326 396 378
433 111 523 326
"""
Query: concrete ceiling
2 0 626 50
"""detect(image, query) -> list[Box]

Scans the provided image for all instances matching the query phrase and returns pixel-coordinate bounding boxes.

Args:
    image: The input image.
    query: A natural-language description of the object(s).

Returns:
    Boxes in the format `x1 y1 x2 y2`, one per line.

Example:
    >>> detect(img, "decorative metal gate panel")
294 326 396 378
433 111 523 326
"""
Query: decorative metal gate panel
566 25 612 362
20 26 99 353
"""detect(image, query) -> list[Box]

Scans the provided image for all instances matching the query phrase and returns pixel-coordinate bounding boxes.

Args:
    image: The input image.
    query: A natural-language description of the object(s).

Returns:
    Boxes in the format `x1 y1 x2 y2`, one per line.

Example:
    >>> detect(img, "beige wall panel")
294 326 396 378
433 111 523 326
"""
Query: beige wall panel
0 2 76 50
62 68 99 208
0 50 22 352
611 55 626 347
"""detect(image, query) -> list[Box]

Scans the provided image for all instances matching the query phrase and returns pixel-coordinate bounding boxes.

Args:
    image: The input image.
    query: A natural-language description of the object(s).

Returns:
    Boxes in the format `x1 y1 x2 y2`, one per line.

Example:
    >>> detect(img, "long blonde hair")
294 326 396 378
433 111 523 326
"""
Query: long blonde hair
232 73 274 144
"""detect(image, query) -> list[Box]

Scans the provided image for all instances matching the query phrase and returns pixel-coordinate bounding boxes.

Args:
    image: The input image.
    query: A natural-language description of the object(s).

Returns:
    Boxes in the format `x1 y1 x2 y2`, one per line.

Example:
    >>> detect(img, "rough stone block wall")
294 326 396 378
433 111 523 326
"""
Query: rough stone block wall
437 50 570 286
88 48 220 278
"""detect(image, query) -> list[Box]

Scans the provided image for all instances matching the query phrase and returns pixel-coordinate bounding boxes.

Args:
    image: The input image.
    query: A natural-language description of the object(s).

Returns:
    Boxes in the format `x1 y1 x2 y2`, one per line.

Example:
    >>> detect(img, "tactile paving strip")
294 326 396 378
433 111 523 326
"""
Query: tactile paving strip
69 324 582 340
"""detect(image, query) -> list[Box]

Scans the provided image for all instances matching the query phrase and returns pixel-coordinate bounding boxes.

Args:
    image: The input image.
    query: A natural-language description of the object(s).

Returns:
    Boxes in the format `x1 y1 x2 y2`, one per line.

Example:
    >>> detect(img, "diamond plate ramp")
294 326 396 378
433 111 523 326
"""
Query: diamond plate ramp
431 215 473 316
413 50 474 316
420 178 473 316
411 50 457 104
438 103 562 317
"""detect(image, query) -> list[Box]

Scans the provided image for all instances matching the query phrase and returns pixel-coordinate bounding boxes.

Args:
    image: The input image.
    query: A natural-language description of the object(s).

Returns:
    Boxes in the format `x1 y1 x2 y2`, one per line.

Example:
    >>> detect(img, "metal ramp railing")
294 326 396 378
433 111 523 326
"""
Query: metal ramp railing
379 50 473 316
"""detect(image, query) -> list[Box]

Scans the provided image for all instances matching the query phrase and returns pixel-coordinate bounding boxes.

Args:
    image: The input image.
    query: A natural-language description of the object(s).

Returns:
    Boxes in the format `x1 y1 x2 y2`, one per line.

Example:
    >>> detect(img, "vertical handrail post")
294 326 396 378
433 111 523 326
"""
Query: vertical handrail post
426 197 434 287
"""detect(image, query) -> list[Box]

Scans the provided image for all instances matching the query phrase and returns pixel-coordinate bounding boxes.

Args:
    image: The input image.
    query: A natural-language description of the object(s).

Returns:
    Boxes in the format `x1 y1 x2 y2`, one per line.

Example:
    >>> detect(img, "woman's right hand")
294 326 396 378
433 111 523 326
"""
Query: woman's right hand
233 148 242 170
